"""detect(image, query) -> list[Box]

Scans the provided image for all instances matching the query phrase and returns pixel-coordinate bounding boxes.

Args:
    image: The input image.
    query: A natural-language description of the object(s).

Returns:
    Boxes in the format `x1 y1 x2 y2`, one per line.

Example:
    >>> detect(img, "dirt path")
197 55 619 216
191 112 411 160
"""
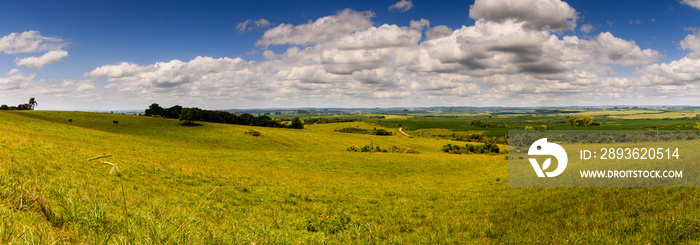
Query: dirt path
398 127 410 137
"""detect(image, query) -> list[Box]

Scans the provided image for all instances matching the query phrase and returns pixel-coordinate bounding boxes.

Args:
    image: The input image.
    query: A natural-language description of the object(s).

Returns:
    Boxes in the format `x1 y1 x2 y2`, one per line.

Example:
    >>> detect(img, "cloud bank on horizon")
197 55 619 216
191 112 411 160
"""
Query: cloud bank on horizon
2 0 700 110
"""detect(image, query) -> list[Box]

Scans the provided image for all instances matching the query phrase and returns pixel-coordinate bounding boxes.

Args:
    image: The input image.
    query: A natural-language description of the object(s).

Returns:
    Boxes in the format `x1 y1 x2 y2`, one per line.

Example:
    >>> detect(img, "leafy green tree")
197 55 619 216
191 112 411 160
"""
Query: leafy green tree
484 142 500 153
567 116 577 125
373 129 393 135
145 103 165 116
289 117 304 129
576 115 593 126
16 104 30 110
165 105 183 119
179 107 202 125
238 113 255 125
0 105 8 110
28 97 37 110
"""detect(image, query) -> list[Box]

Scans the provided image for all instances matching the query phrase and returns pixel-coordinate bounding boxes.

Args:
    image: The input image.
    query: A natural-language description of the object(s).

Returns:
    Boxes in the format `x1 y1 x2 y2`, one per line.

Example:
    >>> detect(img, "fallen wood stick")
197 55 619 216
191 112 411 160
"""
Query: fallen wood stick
88 154 112 161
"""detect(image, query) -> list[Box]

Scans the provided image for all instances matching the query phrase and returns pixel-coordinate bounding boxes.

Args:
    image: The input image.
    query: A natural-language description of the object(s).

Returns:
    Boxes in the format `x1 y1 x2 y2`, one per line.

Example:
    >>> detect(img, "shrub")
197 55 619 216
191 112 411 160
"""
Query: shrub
336 127 371 134
305 118 357 124
245 129 261 136
373 129 393 135
289 117 304 129
443 142 500 154
336 127 393 136
347 145 418 154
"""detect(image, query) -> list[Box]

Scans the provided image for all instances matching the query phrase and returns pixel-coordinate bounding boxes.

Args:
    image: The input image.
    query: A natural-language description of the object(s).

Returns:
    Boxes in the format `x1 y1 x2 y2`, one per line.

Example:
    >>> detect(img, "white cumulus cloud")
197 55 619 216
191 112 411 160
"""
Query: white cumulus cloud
329 24 422 50
681 0 700 10
0 30 67 54
469 0 578 31
409 19 430 30
591 32 660 66
580 24 594 33
237 18 271 32
389 0 414 12
15 50 69 69
425 25 453 39
82 1 697 108
639 56 700 86
86 62 150 78
255 9 375 47
681 34 700 53
0 69 35 90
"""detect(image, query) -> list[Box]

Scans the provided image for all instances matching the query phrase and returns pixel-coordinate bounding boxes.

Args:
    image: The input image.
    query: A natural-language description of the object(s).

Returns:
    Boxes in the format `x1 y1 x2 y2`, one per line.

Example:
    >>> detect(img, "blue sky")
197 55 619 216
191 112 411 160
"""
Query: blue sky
1 0 700 110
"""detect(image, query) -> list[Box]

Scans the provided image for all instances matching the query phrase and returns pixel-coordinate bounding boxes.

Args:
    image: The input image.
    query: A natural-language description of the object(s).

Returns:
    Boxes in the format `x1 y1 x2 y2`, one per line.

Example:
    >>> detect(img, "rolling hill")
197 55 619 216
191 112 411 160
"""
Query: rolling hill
0 111 698 243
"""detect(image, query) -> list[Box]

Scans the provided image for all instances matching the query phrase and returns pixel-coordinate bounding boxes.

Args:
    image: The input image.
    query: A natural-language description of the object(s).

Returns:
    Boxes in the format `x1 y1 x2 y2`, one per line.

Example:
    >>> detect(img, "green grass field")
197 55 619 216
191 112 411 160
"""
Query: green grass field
1 110 700 243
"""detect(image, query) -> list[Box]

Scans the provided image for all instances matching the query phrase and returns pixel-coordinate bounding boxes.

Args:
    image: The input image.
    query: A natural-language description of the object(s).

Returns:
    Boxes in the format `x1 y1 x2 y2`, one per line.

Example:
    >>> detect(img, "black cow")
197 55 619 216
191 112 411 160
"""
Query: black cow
113 120 118 125
68 119 73 122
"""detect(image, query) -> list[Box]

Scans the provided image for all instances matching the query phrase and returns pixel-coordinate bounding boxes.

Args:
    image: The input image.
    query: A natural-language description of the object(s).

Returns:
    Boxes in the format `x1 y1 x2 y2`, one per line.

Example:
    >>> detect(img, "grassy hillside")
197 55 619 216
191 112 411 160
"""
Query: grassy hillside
1 111 699 243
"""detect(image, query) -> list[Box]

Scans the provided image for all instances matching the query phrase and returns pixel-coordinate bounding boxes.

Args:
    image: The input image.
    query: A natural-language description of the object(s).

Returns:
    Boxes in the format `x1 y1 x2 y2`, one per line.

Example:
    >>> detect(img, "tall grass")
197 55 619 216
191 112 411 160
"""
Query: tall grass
0 110 698 243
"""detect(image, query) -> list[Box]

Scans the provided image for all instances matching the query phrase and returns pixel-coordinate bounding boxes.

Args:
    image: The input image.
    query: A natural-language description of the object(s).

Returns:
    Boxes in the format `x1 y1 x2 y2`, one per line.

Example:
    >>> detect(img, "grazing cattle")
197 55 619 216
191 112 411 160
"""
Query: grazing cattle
113 120 118 124
68 119 73 122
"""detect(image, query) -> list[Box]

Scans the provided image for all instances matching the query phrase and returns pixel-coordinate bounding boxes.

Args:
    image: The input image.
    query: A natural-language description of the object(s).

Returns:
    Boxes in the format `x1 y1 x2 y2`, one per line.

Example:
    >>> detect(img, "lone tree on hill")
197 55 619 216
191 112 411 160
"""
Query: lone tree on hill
28 98 37 110
179 107 202 125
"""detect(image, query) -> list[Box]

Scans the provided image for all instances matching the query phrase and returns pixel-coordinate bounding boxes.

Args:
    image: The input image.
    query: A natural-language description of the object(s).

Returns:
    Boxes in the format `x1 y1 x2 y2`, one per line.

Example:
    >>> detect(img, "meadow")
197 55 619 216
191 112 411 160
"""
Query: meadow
1 109 700 243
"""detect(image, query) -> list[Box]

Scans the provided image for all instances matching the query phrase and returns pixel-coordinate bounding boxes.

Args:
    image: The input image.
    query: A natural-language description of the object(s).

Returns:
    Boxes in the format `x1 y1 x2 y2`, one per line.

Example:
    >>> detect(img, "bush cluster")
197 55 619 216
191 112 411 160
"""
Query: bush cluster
347 145 419 154
567 115 601 126
450 133 507 144
442 142 500 154
245 129 262 136
305 118 358 124
335 127 393 136
470 120 515 128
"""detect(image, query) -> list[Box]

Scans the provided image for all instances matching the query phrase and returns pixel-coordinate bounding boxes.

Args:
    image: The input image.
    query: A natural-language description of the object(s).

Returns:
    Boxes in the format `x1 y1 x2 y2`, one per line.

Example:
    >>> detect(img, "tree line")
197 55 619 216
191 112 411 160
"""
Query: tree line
304 117 358 124
442 141 501 154
470 120 515 128
335 127 393 135
0 98 37 110
145 103 303 129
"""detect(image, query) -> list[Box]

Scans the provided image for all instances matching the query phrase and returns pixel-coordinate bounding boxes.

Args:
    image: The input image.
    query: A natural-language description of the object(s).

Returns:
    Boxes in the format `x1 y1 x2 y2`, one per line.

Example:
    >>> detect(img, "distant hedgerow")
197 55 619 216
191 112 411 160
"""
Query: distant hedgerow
347 145 419 154
304 117 358 124
442 142 500 154
336 127 393 136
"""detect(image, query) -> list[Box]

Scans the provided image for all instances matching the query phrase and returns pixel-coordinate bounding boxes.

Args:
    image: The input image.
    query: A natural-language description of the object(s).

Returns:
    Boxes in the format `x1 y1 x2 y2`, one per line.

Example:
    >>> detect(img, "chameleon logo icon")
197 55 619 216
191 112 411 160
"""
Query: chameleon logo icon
528 138 567 177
